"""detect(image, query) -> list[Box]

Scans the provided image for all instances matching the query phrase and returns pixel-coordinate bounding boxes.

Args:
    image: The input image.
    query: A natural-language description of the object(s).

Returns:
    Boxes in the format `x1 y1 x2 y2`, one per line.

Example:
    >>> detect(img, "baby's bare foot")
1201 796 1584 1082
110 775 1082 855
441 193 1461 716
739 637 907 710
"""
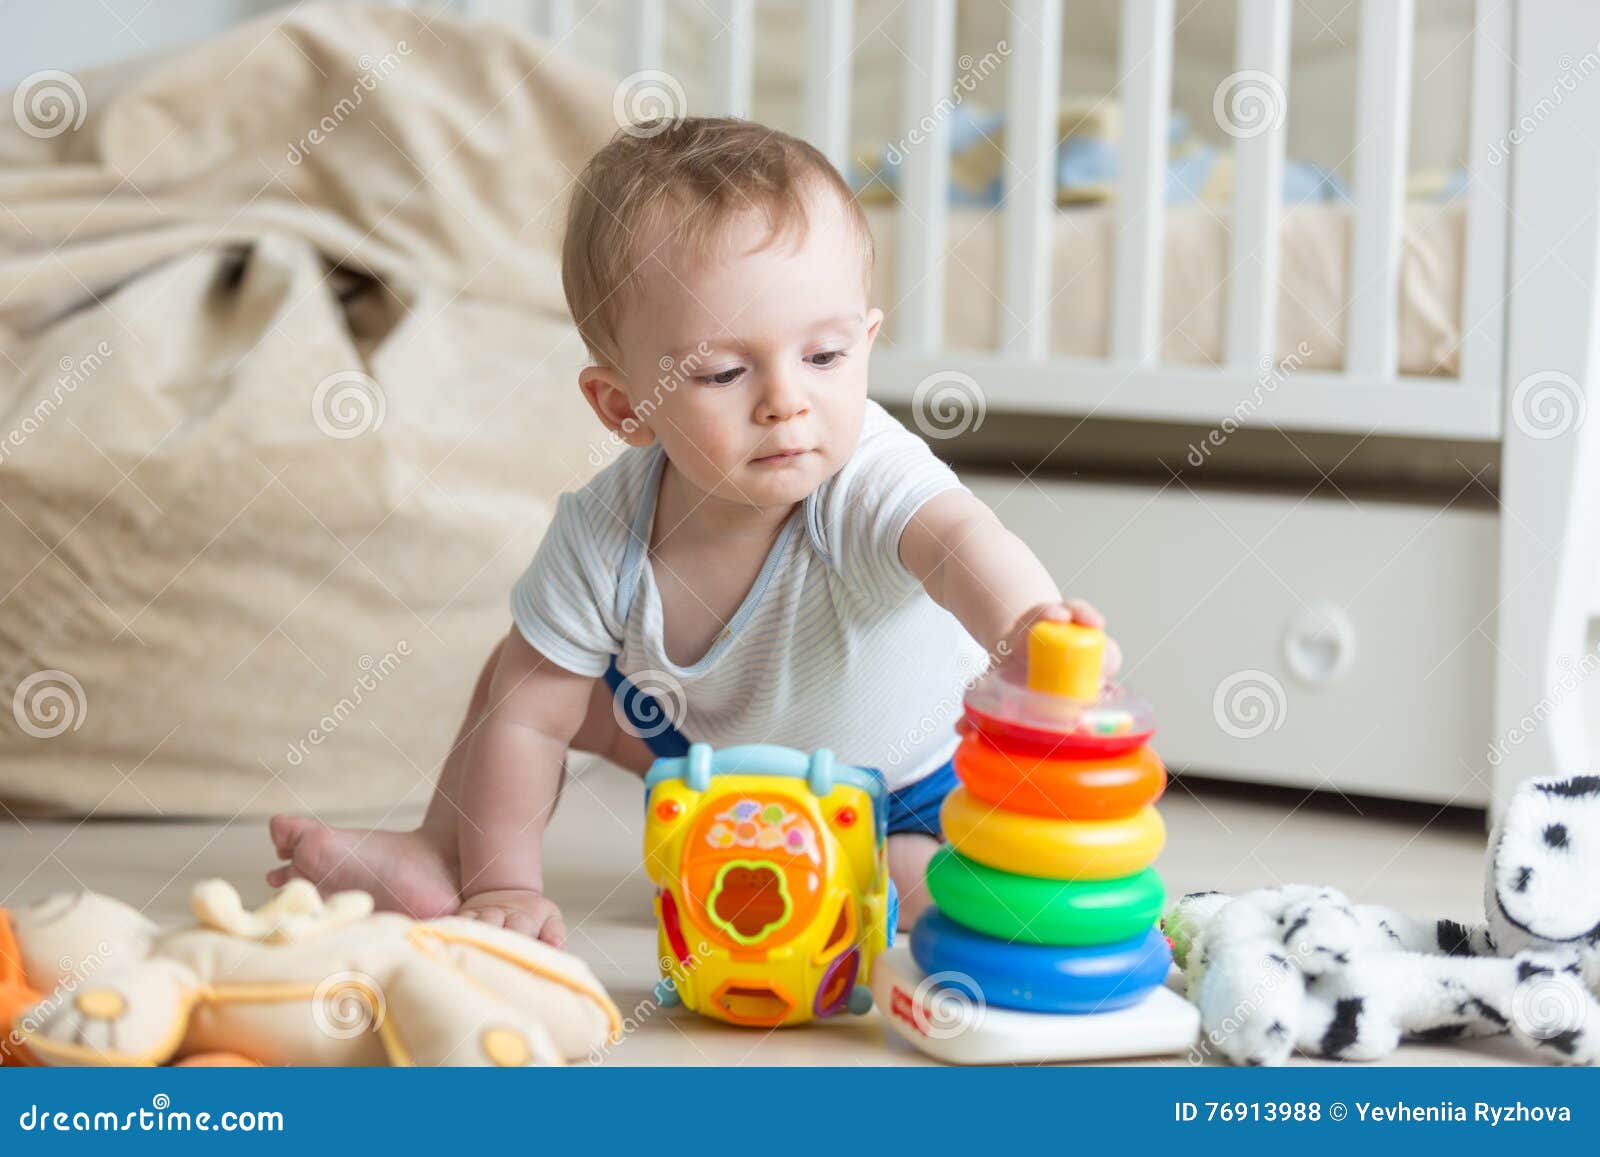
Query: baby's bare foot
267 815 460 919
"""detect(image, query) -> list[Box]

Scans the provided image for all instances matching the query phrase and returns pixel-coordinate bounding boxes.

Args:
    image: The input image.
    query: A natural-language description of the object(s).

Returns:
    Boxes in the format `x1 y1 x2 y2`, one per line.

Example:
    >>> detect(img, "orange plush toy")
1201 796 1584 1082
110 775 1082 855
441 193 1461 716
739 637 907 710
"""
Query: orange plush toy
0 908 44 1066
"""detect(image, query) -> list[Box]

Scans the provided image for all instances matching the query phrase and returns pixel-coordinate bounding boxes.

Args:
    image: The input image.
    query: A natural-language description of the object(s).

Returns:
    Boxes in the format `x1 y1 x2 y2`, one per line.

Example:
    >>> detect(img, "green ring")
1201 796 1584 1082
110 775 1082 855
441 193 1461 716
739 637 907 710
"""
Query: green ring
925 846 1165 946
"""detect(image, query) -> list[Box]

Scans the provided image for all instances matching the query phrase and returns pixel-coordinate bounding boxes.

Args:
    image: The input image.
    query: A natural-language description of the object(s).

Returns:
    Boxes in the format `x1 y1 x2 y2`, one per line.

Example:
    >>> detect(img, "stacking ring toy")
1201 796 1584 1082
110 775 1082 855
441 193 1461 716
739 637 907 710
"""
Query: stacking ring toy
925 847 1165 945
910 909 1172 1013
953 732 1166 820
940 787 1165 880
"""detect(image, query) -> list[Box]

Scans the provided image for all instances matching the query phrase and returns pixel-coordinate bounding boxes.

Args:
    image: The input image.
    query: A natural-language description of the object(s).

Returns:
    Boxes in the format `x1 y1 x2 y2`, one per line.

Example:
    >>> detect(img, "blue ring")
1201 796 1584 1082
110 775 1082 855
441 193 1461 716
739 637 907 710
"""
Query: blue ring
909 908 1170 1014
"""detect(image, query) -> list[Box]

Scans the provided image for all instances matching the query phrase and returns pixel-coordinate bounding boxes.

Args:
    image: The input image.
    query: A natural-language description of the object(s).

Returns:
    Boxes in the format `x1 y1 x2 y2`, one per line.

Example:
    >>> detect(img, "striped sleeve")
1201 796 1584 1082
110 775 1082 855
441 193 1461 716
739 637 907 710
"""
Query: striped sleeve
817 405 968 604
509 491 622 677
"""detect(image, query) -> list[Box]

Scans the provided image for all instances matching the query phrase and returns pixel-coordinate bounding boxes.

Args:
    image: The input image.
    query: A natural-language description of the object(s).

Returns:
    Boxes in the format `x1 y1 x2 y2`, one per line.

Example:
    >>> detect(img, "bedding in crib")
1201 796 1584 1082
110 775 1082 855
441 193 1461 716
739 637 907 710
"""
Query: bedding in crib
856 100 1464 377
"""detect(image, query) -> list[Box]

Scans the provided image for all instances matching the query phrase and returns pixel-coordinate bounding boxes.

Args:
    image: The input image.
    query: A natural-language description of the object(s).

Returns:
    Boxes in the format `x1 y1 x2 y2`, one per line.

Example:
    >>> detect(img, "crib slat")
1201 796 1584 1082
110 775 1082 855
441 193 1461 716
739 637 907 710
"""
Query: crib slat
896 0 956 352
1111 0 1174 365
532 0 573 41
1001 0 1064 359
1345 0 1414 376
806 0 854 170
711 0 755 118
1224 0 1290 372
1459 1 1512 387
619 0 665 76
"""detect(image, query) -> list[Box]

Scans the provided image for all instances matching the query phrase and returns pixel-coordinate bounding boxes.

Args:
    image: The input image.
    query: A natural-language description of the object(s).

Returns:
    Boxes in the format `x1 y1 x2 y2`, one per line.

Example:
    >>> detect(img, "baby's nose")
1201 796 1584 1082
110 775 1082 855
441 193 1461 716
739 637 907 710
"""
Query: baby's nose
758 375 808 421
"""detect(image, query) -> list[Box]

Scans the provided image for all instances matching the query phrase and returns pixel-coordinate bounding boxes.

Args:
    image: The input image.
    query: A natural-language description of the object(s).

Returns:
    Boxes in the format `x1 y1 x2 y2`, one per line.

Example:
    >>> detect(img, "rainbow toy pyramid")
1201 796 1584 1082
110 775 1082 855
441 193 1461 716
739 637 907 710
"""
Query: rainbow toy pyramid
873 622 1199 1063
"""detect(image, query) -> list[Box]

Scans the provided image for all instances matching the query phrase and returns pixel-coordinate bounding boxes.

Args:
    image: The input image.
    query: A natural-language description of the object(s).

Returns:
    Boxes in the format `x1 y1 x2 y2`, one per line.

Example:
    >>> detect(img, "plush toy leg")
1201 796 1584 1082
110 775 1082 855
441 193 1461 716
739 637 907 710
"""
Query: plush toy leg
1503 951 1600 1065
14 961 197 1067
377 954 563 1067
1298 947 1600 1065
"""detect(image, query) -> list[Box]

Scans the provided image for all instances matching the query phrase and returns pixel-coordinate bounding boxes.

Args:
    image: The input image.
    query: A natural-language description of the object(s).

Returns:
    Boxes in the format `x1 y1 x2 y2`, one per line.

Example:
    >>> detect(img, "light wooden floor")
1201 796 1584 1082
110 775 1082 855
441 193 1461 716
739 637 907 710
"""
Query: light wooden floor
0 758 1530 1065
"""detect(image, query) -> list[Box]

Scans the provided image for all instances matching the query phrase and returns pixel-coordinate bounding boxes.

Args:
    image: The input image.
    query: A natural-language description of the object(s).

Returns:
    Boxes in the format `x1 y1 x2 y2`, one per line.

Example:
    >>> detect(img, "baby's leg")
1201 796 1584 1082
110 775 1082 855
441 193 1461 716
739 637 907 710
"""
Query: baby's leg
267 636 651 916
887 833 939 931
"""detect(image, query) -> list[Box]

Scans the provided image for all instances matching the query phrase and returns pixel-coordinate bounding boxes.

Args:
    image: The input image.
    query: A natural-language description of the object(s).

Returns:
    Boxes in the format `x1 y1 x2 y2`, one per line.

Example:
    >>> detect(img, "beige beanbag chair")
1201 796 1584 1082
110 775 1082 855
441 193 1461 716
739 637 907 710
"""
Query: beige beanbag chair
0 5 618 816
5 881 621 1067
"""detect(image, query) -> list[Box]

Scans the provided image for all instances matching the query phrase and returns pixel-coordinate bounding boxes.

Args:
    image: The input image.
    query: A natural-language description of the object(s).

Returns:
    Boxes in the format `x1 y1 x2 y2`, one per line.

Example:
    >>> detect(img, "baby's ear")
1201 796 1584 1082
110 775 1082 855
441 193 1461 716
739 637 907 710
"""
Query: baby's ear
579 366 654 448
864 308 884 344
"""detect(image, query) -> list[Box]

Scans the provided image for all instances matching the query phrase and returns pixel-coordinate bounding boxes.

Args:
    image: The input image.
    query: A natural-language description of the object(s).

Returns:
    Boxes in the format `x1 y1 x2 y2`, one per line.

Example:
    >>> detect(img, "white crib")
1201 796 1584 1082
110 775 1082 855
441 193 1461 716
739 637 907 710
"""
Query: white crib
28 0 1598 815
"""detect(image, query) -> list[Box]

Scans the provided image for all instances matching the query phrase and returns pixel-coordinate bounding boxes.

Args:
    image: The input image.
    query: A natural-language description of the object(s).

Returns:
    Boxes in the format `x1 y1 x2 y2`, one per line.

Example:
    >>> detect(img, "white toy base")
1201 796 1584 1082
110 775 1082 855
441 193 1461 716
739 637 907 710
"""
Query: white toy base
872 948 1200 1064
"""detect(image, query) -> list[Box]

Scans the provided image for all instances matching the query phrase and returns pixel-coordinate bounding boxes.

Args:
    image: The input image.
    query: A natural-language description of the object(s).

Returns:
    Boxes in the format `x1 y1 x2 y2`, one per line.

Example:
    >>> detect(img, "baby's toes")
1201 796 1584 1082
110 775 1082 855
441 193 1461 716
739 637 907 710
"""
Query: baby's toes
268 814 314 860
265 865 298 888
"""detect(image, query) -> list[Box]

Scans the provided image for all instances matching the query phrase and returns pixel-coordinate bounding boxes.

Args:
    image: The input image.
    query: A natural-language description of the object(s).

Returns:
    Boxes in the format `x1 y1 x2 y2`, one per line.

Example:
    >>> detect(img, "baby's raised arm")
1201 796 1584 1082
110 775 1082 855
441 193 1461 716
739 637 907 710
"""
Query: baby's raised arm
456 629 595 946
899 489 1120 674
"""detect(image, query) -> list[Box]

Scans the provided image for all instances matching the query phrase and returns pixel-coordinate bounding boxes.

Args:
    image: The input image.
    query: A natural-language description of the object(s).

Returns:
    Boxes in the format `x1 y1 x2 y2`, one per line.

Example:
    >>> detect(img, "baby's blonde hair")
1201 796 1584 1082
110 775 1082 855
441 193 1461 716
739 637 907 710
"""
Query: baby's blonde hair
562 116 874 367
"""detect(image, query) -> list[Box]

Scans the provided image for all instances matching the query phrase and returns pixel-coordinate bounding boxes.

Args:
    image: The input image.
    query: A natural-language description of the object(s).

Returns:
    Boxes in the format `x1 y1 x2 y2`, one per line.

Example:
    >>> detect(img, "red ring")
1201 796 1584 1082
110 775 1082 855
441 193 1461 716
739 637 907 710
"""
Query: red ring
952 729 1166 820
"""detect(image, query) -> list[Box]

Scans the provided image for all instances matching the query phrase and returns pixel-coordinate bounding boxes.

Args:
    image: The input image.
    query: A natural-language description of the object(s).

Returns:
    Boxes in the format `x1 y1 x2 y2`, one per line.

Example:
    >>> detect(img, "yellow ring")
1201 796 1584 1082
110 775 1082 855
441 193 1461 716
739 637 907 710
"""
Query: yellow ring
940 786 1165 880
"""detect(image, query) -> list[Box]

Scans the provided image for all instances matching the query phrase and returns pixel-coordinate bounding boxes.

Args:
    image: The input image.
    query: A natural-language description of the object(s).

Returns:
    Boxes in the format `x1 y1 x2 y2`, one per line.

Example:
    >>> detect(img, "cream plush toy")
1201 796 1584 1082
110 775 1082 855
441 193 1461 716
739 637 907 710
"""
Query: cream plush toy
1 880 622 1067
1164 774 1600 1066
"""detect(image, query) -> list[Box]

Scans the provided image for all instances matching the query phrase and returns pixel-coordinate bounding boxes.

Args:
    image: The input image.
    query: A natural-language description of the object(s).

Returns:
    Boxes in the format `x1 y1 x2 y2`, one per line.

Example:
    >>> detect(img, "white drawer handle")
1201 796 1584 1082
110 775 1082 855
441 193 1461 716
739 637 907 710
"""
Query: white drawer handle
1283 602 1356 686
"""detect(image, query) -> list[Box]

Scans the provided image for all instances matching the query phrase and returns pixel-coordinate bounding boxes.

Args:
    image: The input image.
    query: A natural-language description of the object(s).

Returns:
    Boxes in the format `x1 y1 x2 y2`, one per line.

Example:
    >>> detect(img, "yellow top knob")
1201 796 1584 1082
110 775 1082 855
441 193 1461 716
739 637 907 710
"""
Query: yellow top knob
1027 621 1104 701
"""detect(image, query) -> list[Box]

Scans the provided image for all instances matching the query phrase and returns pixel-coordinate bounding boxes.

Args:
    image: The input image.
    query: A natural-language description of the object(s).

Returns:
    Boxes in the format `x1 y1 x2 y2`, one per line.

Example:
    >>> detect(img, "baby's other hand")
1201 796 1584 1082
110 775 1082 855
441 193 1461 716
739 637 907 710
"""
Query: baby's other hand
460 889 567 948
998 600 1122 682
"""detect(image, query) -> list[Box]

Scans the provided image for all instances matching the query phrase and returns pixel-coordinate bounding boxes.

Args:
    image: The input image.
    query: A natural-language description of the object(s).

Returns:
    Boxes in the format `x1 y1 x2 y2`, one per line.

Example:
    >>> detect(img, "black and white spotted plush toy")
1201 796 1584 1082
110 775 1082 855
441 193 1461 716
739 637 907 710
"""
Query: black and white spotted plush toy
1163 774 1600 1066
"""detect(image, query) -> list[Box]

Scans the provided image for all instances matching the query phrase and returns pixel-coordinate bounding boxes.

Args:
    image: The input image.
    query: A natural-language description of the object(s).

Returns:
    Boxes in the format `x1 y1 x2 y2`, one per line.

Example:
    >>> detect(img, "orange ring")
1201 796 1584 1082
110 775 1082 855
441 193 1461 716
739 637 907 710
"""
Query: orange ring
953 731 1166 820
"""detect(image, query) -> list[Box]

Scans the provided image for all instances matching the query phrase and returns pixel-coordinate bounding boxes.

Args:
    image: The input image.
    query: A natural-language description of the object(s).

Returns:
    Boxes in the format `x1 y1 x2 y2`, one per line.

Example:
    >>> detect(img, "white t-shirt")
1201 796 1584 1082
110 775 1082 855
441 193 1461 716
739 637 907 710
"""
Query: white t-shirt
510 400 988 790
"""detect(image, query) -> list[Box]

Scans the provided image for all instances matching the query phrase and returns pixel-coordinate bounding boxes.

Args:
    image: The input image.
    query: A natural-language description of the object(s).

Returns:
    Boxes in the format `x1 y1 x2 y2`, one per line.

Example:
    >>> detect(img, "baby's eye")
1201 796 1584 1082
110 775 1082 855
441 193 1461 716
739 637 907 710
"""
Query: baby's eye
697 367 745 386
807 350 846 369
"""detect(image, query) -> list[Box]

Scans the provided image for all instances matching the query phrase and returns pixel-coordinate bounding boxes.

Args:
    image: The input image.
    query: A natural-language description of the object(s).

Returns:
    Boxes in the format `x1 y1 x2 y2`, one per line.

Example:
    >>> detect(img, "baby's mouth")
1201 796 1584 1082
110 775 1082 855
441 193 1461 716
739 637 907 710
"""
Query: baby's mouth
752 447 812 465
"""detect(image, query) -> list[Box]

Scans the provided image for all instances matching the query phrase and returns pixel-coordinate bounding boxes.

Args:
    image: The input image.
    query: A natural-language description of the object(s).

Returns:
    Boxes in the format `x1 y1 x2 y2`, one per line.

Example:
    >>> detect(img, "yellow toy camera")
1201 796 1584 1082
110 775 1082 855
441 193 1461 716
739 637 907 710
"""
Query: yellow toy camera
643 744 893 1027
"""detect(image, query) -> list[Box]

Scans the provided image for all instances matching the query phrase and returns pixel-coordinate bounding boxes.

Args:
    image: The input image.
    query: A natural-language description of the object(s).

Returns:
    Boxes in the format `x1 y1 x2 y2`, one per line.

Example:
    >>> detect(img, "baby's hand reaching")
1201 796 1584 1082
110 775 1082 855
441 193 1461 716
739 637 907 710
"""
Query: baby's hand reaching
460 889 568 948
998 600 1122 683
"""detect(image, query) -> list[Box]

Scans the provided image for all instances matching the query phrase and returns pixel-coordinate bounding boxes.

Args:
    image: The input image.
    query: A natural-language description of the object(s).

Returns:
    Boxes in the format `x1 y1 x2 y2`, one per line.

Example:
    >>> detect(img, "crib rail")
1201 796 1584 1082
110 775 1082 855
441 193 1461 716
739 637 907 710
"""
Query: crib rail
880 0 1507 439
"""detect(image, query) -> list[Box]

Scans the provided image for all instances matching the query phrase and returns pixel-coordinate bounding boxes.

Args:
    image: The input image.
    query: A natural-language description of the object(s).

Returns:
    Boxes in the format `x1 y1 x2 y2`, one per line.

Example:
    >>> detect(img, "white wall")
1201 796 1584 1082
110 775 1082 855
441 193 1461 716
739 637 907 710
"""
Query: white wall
2 0 290 89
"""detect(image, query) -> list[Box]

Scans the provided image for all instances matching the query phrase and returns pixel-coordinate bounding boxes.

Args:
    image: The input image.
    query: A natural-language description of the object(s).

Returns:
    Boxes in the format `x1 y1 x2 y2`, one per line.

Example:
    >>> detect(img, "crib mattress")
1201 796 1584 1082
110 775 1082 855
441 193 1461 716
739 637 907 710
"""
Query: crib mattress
867 199 1465 378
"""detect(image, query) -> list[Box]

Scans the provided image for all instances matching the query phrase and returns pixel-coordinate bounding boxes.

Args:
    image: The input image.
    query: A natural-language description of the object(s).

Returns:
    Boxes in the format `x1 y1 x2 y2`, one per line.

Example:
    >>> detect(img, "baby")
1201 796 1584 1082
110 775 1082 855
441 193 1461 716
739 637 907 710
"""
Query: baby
267 117 1116 947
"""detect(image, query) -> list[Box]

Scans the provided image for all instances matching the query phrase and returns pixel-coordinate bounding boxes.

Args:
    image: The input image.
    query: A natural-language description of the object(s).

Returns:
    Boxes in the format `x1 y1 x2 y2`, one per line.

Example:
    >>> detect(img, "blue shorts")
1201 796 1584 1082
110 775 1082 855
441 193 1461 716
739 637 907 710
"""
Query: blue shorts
607 657 957 838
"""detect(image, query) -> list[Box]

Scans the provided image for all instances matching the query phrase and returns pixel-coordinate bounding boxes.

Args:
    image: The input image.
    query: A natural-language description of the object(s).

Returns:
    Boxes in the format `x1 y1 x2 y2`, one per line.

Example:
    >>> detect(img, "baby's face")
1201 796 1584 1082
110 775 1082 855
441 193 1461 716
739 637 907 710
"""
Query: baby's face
596 185 881 511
